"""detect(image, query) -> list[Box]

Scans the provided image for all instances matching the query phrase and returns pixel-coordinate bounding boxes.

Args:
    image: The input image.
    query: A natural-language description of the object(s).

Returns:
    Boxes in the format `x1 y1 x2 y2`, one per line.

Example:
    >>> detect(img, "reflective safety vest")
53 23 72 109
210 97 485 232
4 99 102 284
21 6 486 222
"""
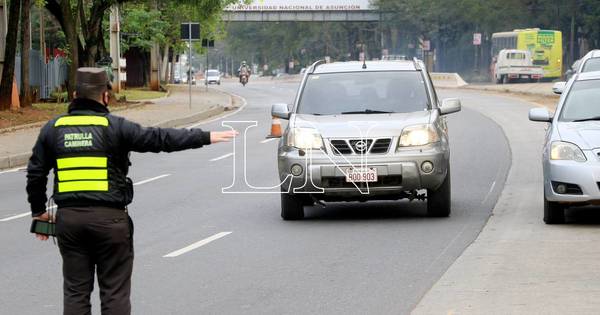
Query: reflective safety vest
50 113 133 209
54 115 110 194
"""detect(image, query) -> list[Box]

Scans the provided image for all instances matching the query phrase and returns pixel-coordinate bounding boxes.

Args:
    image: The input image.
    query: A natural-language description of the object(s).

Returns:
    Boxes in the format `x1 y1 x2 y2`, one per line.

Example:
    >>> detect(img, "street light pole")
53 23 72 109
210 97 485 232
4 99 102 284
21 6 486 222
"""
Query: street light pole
188 23 192 110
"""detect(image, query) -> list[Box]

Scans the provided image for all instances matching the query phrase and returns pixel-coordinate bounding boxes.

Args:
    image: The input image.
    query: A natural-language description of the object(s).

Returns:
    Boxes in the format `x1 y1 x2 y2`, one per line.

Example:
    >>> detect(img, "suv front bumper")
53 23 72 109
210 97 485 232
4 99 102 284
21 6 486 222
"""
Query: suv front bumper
278 144 449 198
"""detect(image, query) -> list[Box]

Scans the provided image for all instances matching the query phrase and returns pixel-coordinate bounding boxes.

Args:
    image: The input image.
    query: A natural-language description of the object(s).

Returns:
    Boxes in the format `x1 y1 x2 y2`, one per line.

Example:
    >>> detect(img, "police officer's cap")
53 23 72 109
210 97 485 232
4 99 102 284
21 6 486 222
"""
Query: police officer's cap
76 67 112 91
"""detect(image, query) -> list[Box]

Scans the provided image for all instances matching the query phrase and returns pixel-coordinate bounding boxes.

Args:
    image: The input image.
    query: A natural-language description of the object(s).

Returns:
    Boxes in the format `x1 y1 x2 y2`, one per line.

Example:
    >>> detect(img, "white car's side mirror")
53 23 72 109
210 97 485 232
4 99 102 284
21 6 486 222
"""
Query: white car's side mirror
271 103 291 120
529 108 553 122
552 82 566 94
440 98 461 115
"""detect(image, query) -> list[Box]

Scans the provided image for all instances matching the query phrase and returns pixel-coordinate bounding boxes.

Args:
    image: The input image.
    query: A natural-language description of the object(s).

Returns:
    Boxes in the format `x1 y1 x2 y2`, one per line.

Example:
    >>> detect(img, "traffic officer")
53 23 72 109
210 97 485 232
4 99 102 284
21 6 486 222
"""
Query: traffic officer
26 67 237 315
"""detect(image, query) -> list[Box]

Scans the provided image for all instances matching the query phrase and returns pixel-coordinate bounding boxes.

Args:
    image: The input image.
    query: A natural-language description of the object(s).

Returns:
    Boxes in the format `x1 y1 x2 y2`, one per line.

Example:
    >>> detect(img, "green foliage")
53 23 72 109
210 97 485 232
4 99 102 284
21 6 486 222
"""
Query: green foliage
120 5 169 52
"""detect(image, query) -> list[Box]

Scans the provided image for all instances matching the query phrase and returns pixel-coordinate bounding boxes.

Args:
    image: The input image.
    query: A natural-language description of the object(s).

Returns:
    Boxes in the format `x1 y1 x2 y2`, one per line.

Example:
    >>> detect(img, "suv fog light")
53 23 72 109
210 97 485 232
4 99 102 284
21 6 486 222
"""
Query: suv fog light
421 161 434 173
291 164 303 176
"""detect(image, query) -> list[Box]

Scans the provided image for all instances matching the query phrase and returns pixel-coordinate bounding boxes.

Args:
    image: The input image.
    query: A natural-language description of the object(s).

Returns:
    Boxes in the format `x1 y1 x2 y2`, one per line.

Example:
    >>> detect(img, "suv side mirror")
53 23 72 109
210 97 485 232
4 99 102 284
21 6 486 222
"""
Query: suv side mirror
440 98 461 115
271 103 291 120
529 108 553 122
552 82 566 94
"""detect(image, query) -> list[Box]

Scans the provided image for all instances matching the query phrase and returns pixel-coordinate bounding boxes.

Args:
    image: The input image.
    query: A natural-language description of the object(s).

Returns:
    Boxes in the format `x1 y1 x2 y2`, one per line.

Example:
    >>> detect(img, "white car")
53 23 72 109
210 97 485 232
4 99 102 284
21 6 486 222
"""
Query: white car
205 70 221 85
529 71 600 224
494 49 544 84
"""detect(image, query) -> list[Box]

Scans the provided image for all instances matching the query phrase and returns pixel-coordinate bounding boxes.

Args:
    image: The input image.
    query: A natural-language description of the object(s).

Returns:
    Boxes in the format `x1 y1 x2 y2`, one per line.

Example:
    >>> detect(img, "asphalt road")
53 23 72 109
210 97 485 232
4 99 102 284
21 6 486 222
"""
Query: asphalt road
0 80 511 315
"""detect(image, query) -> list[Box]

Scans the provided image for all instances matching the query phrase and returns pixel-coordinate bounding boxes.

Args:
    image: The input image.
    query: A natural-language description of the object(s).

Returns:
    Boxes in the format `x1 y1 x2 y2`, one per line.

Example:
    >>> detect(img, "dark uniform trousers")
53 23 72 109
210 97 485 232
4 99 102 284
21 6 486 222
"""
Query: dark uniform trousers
56 206 134 315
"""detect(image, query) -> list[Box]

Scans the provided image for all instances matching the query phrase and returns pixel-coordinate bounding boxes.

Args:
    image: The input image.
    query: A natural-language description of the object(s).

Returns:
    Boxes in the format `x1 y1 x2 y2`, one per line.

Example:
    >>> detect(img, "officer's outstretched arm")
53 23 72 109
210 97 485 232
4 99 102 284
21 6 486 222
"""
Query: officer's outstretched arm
26 122 53 217
120 119 213 153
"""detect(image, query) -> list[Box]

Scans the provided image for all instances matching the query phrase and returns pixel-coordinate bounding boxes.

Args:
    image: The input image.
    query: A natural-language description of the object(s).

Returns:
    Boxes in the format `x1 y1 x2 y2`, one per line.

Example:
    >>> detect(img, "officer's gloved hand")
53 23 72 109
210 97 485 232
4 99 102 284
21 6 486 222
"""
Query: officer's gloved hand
210 130 238 144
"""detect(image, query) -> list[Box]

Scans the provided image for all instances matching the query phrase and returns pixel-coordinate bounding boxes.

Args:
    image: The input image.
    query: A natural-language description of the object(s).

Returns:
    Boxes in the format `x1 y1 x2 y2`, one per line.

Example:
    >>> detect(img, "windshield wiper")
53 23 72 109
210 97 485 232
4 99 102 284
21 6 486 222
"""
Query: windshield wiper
341 109 394 115
572 116 600 122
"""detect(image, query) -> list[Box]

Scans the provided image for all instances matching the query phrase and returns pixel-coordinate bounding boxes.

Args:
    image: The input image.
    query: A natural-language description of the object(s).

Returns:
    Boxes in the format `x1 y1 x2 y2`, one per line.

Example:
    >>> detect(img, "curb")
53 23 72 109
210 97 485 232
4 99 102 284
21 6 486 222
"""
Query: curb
461 85 558 98
0 152 31 170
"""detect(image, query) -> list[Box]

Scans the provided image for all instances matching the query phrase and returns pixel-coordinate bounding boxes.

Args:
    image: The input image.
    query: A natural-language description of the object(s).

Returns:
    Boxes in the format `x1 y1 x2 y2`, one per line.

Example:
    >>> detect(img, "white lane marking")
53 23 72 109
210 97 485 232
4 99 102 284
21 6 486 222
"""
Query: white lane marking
481 181 497 205
133 174 171 186
260 138 278 144
0 205 57 222
210 153 233 162
0 212 30 222
163 232 232 258
1 174 170 222
187 91 248 129
0 167 26 175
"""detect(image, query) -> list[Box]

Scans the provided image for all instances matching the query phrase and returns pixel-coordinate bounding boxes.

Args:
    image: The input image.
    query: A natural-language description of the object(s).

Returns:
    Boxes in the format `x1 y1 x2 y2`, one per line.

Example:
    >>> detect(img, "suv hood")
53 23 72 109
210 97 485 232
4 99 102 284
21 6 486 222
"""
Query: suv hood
292 111 432 138
557 121 600 149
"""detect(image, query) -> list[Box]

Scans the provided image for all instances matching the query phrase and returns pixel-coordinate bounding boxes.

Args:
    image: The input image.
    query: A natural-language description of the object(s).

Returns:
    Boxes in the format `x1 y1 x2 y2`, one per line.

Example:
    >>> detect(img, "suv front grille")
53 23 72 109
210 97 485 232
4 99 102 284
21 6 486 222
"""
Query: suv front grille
329 138 392 155
322 175 402 189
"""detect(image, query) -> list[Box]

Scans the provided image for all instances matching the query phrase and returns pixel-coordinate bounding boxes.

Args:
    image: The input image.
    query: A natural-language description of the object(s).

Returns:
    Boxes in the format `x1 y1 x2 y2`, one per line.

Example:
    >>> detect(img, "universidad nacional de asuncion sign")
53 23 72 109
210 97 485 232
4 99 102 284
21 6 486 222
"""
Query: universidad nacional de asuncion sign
225 0 374 11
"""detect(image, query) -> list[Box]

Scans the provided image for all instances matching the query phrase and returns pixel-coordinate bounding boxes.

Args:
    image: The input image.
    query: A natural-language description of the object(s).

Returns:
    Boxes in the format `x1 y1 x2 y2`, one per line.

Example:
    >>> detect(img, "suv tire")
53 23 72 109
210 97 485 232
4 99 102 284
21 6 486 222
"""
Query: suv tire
281 194 305 220
427 168 451 217
544 198 565 224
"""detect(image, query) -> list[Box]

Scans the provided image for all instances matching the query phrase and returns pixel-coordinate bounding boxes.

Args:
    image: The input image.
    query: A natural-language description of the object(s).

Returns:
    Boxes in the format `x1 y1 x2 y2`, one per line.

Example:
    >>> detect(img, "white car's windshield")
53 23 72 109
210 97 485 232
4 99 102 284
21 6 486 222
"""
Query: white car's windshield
297 71 430 115
207 71 219 76
582 58 600 73
560 79 600 122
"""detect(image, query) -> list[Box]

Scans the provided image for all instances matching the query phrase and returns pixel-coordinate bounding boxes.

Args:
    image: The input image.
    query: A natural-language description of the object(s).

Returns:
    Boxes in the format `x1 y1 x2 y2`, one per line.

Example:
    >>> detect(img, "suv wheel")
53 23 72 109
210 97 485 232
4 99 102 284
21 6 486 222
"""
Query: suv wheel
427 168 451 217
281 194 305 220
544 198 565 224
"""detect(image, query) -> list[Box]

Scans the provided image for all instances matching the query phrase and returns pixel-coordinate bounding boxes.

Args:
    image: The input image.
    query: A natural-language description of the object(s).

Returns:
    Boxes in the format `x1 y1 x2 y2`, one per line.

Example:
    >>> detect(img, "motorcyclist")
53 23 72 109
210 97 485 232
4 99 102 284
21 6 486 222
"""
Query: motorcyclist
238 61 251 83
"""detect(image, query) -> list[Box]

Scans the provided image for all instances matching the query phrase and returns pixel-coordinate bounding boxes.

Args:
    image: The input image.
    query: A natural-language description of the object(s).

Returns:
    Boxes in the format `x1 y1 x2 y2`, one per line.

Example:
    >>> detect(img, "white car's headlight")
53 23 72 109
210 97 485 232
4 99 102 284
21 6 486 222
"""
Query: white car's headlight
398 124 440 147
286 128 324 150
550 141 586 162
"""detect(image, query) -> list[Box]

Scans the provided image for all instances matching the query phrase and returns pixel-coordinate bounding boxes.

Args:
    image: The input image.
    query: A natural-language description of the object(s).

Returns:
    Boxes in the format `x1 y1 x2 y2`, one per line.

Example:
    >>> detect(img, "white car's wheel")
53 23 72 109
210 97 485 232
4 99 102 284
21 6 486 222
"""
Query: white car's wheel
544 197 565 224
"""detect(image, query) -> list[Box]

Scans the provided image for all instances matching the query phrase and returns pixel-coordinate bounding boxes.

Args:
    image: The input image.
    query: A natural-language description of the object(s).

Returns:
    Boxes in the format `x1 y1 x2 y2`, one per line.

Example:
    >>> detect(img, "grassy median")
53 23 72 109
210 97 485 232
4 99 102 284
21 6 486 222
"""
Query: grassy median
0 88 167 130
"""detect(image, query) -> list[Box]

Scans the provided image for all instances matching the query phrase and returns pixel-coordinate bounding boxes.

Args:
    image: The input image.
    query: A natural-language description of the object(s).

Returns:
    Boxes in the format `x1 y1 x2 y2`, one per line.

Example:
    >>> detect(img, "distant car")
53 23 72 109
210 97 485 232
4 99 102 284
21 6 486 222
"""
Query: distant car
205 70 221 85
494 49 544 84
382 54 408 61
529 70 600 224
566 50 600 80
273 59 461 220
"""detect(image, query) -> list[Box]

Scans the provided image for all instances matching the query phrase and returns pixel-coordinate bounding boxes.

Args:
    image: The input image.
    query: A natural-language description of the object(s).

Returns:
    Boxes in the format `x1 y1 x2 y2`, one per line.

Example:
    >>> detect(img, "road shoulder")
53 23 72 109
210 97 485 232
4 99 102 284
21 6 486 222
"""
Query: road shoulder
413 90 600 314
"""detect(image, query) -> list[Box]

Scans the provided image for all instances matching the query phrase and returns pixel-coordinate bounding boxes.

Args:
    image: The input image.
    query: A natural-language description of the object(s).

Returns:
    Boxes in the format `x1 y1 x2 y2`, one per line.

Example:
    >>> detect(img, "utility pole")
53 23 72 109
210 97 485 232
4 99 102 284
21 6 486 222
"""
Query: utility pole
569 1 576 66
109 4 121 93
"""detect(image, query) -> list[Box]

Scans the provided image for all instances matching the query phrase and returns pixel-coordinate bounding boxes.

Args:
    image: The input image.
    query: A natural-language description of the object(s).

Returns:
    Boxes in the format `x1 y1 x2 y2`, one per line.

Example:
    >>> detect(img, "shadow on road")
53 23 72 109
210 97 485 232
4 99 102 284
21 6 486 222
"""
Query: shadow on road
566 206 600 225
302 200 440 221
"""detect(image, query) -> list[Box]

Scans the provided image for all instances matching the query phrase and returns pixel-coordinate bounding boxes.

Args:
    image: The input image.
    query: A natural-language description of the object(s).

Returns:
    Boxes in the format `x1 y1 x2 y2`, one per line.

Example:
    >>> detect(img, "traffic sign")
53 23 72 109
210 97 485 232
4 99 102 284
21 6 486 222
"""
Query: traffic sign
419 39 430 51
181 23 200 40
473 33 482 46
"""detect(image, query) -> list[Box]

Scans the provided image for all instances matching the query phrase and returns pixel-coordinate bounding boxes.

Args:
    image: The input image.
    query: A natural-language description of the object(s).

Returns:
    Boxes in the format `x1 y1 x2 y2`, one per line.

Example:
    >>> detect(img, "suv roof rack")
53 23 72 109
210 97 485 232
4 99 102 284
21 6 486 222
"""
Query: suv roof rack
309 60 327 74
413 57 423 71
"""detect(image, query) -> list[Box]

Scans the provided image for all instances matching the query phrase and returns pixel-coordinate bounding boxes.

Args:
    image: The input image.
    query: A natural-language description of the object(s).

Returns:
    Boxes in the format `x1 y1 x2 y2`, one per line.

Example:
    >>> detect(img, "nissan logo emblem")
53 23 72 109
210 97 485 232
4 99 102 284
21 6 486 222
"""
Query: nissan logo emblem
354 140 368 153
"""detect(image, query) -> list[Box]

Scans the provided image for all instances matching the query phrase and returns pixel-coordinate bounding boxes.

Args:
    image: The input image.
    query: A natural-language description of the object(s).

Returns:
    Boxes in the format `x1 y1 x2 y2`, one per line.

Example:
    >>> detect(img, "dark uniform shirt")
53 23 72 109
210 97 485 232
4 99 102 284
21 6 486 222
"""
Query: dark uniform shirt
26 98 211 216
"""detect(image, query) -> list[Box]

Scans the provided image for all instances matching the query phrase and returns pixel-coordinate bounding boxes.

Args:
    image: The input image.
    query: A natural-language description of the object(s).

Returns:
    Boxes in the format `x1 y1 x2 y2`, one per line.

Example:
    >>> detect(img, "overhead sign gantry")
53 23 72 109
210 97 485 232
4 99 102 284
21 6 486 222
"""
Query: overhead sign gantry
223 0 380 22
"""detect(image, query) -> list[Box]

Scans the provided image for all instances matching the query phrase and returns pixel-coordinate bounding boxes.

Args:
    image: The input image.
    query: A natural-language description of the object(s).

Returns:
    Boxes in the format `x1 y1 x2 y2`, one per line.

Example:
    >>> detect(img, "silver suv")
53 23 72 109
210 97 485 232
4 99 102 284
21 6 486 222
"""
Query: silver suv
272 60 461 220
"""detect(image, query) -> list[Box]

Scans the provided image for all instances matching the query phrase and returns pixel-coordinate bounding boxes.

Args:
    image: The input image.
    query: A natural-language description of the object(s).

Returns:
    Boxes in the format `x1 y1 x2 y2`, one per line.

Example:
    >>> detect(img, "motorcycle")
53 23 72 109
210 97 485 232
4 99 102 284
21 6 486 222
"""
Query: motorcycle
240 74 249 86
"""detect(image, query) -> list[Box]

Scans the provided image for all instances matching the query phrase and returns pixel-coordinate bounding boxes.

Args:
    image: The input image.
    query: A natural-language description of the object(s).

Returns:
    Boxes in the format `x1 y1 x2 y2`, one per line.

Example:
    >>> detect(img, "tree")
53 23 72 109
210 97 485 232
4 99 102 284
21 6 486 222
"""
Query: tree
20 0 32 107
0 0 22 110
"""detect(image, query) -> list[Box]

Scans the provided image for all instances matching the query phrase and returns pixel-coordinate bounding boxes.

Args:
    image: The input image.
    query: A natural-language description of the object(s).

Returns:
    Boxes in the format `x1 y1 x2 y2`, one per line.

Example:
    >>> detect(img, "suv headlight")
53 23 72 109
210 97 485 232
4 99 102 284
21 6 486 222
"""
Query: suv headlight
550 141 586 162
398 124 440 147
286 128 324 150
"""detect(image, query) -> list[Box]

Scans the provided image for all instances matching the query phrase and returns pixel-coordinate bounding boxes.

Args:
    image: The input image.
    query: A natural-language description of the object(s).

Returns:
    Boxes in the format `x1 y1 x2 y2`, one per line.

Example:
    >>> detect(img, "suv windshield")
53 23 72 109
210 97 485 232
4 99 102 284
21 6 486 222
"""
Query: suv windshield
560 79 600 121
297 71 430 115
582 58 600 73
207 71 219 76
